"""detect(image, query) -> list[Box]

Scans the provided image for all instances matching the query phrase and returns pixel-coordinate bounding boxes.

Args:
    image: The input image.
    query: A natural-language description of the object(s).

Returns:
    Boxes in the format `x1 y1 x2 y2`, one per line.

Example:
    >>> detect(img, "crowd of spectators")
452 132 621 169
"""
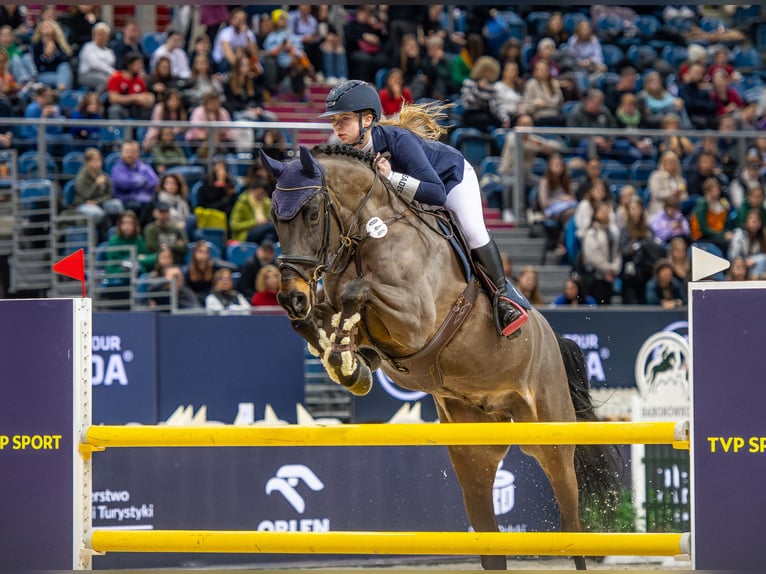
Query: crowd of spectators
1 4 766 310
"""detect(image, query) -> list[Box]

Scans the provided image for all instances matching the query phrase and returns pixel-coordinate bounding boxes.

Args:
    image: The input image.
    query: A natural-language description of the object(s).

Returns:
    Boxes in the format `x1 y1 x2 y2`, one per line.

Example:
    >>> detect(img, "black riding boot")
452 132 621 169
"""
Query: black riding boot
472 240 528 338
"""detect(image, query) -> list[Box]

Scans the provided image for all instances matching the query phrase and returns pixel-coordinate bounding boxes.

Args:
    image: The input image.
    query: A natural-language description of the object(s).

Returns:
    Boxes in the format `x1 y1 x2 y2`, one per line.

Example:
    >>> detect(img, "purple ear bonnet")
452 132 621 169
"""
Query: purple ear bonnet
263 147 326 221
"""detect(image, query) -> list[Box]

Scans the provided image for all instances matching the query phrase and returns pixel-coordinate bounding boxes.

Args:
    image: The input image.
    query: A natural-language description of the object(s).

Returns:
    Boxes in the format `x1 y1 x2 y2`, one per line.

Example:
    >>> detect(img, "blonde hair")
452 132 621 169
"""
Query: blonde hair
31 20 73 56
255 264 280 292
470 55 501 82
378 100 452 141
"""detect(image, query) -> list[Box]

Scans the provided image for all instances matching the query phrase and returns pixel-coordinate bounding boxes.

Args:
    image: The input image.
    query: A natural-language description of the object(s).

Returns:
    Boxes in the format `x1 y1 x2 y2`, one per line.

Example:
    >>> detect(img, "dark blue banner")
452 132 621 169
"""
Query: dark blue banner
0 300 74 569
92 312 157 425
93 444 556 569
691 286 765 570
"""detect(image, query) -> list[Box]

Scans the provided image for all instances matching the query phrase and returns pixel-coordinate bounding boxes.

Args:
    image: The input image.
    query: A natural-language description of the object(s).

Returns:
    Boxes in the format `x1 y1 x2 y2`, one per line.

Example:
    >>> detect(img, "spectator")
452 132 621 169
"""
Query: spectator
539 12 568 46
565 88 620 159
574 178 614 241
421 35 450 100
619 196 662 305
71 147 123 240
614 184 638 228
460 55 510 132
656 113 696 162
645 258 685 309
650 196 691 245
30 20 73 91
149 28 191 80
647 150 688 217
728 208 766 279
151 127 188 175
498 113 562 223
344 6 388 85
711 68 744 118
667 235 691 291
185 91 237 157
317 4 347 85
205 268 251 313
183 51 224 109
68 91 103 141
185 240 218 303
200 6 230 48
229 177 277 244
378 67 413 119
287 5 322 77
150 264 202 310
250 264 281 307
223 54 270 121
77 22 115 92
197 154 237 220
495 60 524 120
110 140 160 214
637 71 691 129
211 8 259 74
0 6 27 36
111 19 144 71
708 45 740 83
678 43 708 82
522 59 565 126
142 88 188 152
574 156 613 201
0 25 35 85
146 55 187 101
517 265 544 306
66 5 100 54
689 177 733 253
263 8 310 101
106 210 153 278
21 84 72 154
450 33 483 92
564 19 606 81
679 61 717 129
551 276 596 306
142 201 188 264
726 255 751 281
538 153 578 229
529 37 562 80
716 114 743 180
581 201 622 305
395 33 425 101
106 52 154 121
614 93 654 159
236 238 278 300
686 149 727 199
259 129 289 161
154 171 190 230
733 183 766 229
605 65 638 113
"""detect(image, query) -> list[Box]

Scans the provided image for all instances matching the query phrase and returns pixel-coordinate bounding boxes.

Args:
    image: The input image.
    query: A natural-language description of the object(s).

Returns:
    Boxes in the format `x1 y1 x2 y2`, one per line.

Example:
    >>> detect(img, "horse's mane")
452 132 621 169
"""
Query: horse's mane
378 100 453 140
311 144 376 168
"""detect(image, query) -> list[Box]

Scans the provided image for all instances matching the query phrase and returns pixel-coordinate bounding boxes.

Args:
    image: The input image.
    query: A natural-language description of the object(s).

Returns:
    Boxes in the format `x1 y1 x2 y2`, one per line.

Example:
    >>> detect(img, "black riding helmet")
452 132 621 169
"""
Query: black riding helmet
320 80 382 144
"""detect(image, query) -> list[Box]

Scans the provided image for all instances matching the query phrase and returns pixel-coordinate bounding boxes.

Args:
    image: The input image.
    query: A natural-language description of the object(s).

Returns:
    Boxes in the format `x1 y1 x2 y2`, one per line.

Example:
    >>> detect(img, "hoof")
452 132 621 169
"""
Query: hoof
341 361 372 396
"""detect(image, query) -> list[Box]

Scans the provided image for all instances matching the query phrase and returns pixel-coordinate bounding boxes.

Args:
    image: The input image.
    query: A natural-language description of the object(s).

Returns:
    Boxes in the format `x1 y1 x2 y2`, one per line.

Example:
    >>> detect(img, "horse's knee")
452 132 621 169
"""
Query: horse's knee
339 279 372 311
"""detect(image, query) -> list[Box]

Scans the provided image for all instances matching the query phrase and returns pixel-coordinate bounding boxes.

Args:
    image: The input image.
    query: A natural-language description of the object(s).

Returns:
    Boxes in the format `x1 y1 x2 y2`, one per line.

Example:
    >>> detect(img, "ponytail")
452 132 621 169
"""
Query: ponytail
378 101 453 141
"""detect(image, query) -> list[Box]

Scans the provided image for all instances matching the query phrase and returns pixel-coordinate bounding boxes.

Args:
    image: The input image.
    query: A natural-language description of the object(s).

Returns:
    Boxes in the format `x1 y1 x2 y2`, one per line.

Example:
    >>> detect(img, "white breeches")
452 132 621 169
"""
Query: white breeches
443 160 491 249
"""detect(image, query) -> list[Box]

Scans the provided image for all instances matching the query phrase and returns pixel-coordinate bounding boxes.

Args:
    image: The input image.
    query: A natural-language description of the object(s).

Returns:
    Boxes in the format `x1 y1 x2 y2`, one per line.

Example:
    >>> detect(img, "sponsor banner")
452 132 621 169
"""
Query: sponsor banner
352 309 686 423
93 445 557 569
156 314 305 423
92 312 157 425
0 300 74 570
691 285 766 570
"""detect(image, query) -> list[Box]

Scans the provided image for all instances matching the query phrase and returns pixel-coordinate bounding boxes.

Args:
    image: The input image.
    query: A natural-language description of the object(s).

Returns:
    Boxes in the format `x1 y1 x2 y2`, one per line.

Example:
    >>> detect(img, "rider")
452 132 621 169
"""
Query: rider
320 79 528 338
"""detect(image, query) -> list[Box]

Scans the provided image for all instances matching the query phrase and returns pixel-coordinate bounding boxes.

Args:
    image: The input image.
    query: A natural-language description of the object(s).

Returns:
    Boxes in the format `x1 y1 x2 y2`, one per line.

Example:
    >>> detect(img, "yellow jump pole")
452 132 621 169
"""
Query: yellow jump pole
83 421 689 450
88 530 690 557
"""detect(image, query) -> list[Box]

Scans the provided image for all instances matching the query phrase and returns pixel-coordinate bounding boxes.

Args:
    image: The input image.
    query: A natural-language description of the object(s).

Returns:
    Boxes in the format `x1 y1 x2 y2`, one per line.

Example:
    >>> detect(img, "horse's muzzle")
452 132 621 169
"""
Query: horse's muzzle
278 289 312 321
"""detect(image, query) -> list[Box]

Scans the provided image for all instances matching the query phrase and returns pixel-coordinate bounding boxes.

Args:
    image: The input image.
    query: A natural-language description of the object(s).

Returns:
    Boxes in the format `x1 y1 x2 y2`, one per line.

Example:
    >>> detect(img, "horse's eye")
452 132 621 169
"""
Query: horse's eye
309 208 319 222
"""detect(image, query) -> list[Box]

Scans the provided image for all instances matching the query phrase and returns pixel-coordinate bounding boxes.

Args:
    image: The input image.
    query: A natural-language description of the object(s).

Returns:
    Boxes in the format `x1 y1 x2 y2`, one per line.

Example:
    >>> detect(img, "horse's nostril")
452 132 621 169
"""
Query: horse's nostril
292 293 308 311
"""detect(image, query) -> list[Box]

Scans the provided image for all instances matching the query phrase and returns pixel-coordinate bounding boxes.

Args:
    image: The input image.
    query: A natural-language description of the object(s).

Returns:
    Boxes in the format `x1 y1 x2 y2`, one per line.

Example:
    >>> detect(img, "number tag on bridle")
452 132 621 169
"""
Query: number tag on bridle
365 217 388 239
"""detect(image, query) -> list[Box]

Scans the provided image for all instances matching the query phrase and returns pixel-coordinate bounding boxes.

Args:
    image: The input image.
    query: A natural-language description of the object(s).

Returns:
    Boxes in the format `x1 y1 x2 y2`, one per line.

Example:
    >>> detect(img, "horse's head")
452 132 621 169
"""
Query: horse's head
260 146 331 321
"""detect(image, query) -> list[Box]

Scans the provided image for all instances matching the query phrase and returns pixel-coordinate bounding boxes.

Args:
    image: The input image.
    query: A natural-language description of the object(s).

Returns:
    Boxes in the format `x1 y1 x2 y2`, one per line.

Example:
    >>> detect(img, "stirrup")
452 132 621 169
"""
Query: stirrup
494 294 529 338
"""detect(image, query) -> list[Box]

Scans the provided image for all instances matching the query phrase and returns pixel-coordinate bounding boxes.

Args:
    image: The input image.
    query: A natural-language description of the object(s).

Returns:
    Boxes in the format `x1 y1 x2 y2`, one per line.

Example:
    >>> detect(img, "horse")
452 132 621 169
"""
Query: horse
260 144 622 571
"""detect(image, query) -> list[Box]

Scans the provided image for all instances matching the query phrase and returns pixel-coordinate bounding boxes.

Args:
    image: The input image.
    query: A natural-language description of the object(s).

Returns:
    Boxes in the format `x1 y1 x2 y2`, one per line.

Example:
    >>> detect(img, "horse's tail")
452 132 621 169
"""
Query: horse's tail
557 334 624 528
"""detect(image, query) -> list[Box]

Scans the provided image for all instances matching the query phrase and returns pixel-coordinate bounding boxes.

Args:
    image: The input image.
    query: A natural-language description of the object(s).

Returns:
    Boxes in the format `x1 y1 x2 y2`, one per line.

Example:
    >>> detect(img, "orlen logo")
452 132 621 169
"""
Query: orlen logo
493 462 516 515
92 335 133 386
265 464 324 513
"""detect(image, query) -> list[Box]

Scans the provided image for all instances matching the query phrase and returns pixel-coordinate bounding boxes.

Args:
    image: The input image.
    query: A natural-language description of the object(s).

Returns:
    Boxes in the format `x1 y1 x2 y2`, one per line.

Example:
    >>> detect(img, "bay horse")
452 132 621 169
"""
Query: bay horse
260 145 622 570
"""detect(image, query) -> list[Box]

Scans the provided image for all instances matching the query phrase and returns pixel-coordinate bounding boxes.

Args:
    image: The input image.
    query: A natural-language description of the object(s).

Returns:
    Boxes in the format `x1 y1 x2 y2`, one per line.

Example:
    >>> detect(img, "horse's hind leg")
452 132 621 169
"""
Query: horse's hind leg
436 400 508 571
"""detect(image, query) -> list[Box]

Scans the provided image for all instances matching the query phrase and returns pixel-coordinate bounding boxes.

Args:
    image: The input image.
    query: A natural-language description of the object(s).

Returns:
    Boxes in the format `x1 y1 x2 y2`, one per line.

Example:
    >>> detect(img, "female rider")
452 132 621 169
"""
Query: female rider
320 80 527 337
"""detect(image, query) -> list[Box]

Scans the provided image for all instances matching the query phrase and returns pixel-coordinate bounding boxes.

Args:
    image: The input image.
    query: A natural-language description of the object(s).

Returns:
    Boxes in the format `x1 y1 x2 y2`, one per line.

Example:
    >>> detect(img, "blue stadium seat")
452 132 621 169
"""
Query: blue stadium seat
58 89 85 117
601 44 624 70
563 12 588 35
595 14 623 40
185 239 222 264
62 151 85 176
630 160 657 187
700 16 727 32
18 151 57 177
531 157 548 177
661 45 688 68
226 242 258 268
450 128 493 169
189 180 203 209
225 153 252 179
479 156 502 178
104 151 122 175
141 32 166 58
195 227 226 255
18 179 52 207
626 45 658 69
732 47 761 71
165 165 206 189
635 15 660 39
374 68 388 90
62 179 76 207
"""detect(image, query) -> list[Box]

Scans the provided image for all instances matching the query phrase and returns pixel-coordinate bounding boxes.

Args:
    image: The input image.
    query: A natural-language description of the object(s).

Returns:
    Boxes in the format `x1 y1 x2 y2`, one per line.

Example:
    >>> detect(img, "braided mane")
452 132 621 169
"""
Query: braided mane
311 144 376 168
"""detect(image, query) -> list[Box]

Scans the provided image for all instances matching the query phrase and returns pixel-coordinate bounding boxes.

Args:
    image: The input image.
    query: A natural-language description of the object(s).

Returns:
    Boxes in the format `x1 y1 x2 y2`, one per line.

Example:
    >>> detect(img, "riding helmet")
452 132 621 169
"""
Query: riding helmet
319 80 382 121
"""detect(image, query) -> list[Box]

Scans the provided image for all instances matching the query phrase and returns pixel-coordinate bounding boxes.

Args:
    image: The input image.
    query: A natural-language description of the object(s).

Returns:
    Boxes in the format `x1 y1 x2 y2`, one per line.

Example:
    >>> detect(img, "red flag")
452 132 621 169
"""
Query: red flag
53 249 86 297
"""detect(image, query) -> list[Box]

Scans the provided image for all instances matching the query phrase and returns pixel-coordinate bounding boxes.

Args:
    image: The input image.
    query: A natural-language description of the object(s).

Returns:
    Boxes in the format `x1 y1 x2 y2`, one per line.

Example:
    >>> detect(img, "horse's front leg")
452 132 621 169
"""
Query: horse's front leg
320 279 378 396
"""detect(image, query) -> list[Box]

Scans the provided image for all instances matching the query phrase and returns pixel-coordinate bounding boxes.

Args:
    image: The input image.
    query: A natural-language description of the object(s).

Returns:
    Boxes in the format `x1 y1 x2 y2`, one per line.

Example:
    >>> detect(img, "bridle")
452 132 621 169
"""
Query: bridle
276 165 382 292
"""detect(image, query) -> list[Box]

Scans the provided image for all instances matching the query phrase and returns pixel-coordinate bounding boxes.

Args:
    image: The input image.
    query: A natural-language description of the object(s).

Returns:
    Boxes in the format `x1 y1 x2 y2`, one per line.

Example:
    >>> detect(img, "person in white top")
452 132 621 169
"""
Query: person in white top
211 8 259 73
77 22 116 92
149 29 191 79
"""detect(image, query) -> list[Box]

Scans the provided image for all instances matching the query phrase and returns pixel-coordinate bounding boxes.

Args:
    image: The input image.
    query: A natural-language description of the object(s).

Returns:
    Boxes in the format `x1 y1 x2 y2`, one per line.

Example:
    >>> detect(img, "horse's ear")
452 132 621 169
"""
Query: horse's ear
259 149 284 178
299 145 319 176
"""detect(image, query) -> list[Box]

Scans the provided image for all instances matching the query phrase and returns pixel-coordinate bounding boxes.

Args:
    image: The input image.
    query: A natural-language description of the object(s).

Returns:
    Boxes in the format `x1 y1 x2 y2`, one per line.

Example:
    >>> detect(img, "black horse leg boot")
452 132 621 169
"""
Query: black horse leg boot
472 240 528 338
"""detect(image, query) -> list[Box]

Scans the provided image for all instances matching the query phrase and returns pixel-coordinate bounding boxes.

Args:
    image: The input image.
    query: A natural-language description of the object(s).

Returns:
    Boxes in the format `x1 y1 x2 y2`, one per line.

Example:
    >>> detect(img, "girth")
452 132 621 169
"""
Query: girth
385 279 481 392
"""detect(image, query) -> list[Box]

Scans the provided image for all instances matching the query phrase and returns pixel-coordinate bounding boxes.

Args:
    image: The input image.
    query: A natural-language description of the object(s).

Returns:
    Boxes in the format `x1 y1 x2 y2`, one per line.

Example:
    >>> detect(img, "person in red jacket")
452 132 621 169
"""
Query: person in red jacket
250 264 281 306
378 68 413 118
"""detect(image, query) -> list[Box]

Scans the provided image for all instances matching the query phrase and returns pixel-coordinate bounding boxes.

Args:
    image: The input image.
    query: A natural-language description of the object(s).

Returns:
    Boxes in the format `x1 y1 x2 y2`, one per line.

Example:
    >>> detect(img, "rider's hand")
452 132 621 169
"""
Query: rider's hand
374 153 392 179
